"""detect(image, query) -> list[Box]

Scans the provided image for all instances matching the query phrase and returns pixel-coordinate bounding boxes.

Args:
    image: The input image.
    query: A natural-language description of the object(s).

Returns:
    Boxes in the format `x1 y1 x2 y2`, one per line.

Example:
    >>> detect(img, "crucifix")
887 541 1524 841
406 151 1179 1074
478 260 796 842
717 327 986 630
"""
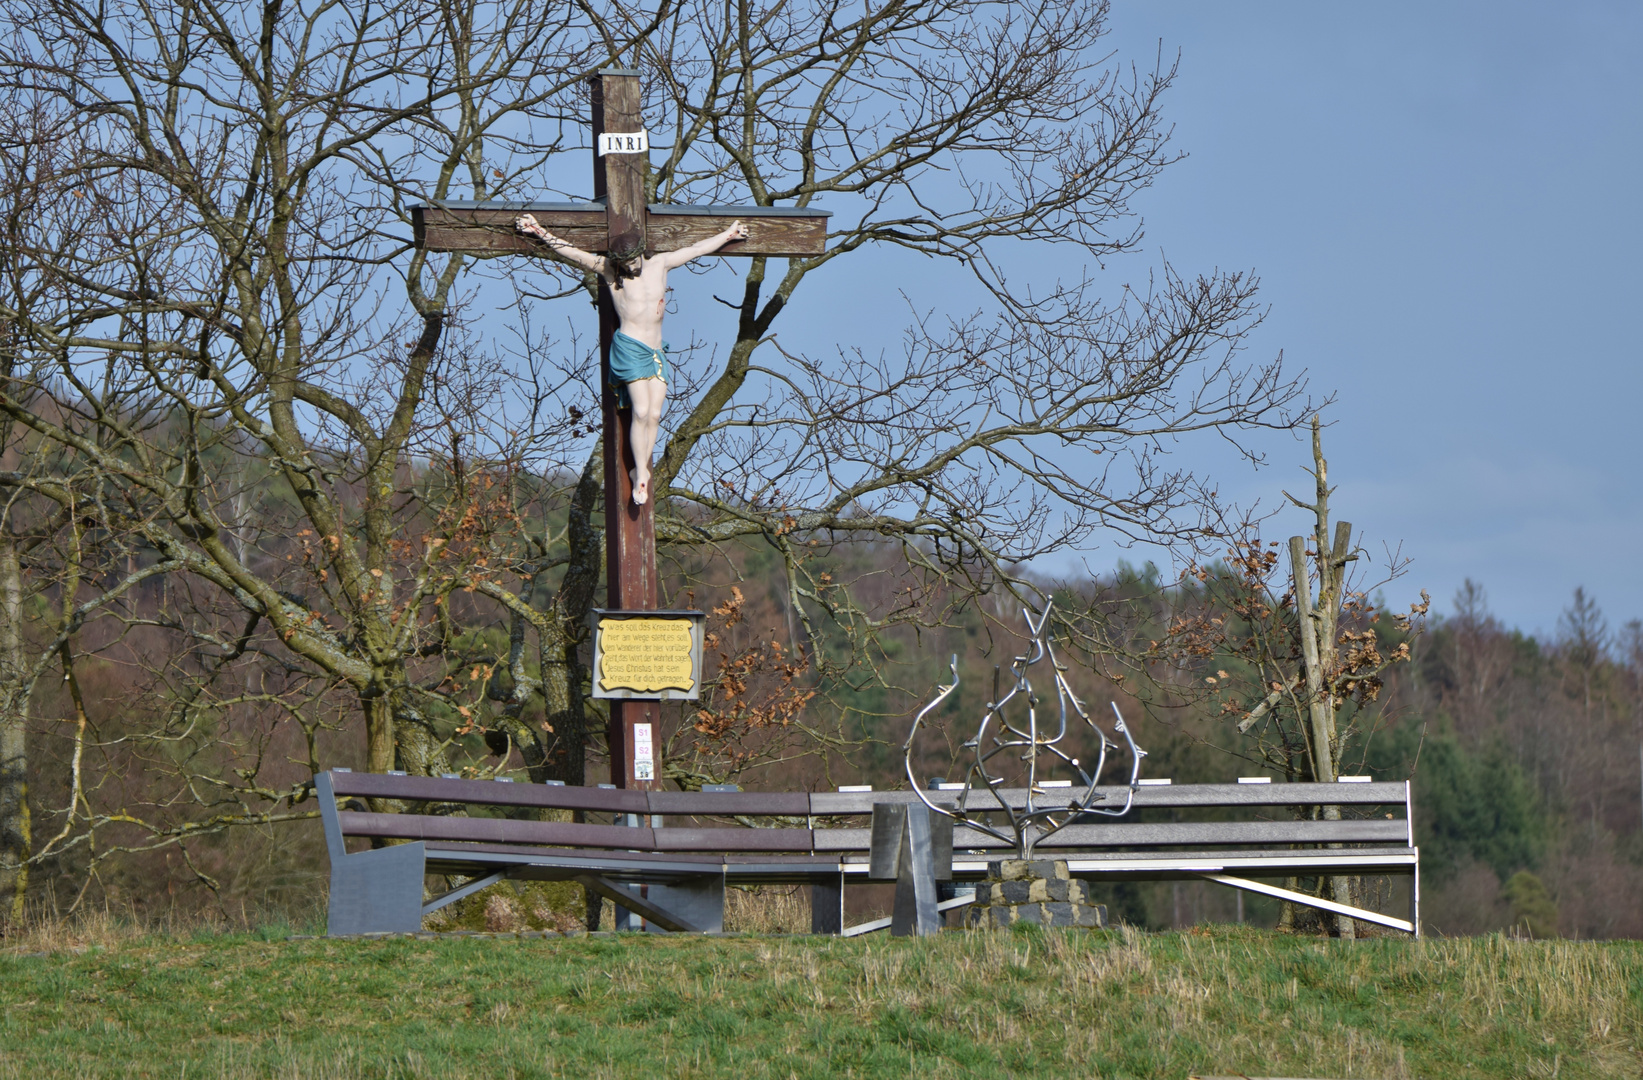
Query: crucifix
413 68 829 791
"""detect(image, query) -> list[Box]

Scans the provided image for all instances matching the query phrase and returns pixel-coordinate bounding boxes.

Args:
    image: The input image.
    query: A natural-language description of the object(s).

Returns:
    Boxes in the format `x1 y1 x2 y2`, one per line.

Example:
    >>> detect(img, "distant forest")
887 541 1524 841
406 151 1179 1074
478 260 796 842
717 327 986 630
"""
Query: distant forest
1371 581 1642 939
8 484 1640 939
859 563 1643 940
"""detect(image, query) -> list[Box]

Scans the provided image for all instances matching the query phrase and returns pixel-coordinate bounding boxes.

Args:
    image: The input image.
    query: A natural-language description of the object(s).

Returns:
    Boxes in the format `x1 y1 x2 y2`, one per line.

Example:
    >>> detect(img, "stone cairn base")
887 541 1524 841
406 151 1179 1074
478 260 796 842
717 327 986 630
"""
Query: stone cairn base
965 858 1107 929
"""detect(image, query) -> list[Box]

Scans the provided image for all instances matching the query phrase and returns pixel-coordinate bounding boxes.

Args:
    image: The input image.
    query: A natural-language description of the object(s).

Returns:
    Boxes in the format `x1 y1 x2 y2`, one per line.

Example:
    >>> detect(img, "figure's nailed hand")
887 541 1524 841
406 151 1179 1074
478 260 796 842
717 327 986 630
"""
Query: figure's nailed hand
516 214 551 242
729 220 749 241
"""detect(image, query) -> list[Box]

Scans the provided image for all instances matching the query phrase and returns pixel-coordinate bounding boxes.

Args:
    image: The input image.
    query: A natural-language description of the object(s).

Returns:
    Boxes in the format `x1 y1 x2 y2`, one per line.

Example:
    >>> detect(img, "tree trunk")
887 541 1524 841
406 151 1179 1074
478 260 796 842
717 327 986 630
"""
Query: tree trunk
1288 423 1356 940
1289 537 1336 785
361 693 397 813
537 634 588 786
394 706 456 780
0 537 30 921
1277 876 1299 932
538 446 601 786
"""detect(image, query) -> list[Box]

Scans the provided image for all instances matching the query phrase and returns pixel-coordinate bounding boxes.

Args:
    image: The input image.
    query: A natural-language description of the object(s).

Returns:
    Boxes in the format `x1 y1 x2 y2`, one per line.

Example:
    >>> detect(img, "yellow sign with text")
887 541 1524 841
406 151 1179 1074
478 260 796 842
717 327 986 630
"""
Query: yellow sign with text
598 617 697 695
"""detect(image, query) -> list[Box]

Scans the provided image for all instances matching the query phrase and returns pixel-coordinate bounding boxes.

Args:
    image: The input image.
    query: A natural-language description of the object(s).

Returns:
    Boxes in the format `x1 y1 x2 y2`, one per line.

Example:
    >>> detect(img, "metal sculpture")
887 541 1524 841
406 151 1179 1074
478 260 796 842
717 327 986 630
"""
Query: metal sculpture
903 603 1146 858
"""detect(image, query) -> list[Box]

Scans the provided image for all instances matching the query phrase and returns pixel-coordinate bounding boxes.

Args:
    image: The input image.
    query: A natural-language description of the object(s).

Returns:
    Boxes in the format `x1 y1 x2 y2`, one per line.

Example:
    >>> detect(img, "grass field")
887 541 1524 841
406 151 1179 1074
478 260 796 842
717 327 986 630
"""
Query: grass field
1 919 1639 1079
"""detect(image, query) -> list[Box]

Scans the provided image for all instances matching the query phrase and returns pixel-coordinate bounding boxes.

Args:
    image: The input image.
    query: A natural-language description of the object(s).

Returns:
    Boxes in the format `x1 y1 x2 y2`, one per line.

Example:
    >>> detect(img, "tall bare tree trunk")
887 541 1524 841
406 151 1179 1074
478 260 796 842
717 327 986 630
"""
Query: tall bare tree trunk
0 537 30 921
363 694 397 808
1288 417 1356 939
537 633 589 786
485 449 602 789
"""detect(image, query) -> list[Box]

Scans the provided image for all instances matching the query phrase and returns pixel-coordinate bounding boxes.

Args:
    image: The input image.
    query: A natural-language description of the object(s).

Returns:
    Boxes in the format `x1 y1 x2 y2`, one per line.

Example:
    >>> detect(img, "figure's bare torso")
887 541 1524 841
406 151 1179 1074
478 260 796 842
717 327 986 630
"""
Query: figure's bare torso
512 212 745 505
605 258 669 348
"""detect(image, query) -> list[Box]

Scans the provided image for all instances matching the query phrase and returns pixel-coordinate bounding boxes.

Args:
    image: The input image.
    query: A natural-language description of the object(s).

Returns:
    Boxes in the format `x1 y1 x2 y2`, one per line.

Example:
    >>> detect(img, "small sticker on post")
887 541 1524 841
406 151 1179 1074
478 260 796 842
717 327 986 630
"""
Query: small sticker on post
598 130 650 156
634 722 655 782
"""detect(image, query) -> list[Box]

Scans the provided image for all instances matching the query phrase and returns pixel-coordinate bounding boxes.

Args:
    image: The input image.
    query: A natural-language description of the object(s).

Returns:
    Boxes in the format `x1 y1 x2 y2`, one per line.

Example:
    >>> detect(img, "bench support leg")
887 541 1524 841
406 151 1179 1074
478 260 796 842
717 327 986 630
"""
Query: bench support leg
1410 862 1421 939
575 874 706 933
641 877 725 934
327 842 427 936
811 874 844 935
891 805 941 937
1202 872 1416 935
842 893 974 937
422 870 510 917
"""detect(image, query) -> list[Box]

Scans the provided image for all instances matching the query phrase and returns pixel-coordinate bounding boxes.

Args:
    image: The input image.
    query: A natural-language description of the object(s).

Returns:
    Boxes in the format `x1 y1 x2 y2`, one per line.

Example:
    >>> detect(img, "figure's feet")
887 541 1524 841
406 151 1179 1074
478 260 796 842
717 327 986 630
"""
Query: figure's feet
631 466 650 506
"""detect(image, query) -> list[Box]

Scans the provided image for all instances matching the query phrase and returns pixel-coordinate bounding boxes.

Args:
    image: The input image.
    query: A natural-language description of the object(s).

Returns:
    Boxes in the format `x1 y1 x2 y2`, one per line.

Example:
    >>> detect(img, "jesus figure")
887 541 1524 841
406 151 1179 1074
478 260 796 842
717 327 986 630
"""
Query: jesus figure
516 213 748 505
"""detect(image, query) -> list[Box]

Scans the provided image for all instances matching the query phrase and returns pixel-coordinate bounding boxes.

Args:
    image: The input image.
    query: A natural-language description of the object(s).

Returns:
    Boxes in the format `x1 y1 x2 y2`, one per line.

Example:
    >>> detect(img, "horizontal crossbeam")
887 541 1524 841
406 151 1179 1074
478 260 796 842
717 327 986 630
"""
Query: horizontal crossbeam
412 201 829 257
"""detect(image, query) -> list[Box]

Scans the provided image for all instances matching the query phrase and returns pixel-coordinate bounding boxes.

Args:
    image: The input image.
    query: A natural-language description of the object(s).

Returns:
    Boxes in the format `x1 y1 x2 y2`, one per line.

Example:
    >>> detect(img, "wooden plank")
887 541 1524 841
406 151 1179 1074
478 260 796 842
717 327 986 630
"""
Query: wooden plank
814 819 1408 851
1113 781 1408 809
646 790 811 816
593 69 661 794
1032 819 1409 848
812 828 872 852
320 774 1406 831
412 204 607 254
809 791 960 815
597 71 646 259
338 811 655 849
423 841 726 867
644 212 826 256
808 783 1408 815
650 827 815 853
412 202 829 256
350 816 812 855
322 771 649 813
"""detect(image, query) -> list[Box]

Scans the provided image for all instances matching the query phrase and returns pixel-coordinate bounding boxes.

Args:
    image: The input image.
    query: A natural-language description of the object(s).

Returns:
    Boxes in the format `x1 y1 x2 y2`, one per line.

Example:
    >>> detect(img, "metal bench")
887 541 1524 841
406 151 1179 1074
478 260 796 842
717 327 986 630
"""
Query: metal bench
314 771 1419 936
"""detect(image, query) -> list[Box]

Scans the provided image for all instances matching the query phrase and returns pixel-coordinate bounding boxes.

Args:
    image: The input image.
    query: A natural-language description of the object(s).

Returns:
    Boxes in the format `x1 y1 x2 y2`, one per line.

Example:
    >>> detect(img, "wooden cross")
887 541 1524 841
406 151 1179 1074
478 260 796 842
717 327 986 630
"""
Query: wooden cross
413 69 830 790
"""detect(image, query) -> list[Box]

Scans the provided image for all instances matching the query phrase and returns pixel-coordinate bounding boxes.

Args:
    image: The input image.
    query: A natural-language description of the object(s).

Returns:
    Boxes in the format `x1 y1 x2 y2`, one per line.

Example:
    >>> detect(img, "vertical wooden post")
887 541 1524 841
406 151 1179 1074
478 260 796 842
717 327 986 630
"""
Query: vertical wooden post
591 69 660 791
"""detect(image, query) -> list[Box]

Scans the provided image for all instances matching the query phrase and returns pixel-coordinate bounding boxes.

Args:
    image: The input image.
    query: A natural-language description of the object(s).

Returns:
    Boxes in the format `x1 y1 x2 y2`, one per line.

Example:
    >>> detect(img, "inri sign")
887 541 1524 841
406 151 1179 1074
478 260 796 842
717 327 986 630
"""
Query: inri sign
598 130 649 156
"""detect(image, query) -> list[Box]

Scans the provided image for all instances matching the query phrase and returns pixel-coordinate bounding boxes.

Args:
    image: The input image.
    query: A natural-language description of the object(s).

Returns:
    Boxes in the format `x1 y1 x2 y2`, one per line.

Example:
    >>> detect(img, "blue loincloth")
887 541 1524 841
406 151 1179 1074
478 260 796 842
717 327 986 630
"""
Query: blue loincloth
609 330 668 408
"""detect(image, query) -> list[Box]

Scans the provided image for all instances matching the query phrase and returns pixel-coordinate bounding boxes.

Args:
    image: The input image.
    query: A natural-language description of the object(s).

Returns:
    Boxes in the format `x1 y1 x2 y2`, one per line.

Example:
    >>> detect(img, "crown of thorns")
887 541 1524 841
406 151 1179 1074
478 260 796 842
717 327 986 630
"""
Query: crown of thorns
607 243 647 277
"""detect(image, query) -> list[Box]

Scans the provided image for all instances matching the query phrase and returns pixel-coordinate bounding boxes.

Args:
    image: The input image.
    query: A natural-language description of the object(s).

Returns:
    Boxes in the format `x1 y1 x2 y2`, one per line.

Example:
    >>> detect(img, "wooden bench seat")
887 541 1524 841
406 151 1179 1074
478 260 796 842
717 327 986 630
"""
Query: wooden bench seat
315 771 1419 936
341 811 817 852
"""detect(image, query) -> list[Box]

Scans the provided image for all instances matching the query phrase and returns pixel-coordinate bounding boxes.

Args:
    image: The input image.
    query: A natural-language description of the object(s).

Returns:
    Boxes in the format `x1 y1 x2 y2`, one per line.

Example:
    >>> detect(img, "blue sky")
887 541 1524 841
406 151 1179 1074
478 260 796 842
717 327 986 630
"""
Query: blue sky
1085 2 1643 637
559 2 1642 640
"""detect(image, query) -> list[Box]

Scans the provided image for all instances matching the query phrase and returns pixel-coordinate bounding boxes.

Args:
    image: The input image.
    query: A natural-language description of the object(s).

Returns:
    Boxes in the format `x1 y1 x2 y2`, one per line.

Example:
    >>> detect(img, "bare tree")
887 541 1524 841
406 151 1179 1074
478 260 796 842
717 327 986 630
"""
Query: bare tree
524 0 1316 712
0 0 643 800
1091 418 1429 935
0 0 1313 915
0 96 195 917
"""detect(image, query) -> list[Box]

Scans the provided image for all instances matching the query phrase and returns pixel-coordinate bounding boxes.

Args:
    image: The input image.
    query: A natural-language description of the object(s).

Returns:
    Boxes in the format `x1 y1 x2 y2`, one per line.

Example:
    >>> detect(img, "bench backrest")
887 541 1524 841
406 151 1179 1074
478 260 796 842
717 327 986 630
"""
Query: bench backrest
316 771 1412 859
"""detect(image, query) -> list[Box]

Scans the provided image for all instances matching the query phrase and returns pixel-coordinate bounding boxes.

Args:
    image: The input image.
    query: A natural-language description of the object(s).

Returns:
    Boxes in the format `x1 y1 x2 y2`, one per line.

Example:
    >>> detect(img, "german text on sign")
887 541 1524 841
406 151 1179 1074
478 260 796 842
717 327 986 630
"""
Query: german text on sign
598 617 696 694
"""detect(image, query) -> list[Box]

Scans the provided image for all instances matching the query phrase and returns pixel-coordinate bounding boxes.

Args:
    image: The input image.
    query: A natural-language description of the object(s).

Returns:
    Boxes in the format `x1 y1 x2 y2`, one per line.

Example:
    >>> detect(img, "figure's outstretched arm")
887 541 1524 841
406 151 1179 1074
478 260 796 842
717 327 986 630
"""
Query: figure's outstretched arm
516 215 607 275
660 220 749 269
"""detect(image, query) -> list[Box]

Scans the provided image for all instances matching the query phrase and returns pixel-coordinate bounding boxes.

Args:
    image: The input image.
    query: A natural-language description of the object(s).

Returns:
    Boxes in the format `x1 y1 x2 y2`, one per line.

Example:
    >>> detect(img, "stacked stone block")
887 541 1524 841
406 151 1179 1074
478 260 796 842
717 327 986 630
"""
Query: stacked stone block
965 858 1107 929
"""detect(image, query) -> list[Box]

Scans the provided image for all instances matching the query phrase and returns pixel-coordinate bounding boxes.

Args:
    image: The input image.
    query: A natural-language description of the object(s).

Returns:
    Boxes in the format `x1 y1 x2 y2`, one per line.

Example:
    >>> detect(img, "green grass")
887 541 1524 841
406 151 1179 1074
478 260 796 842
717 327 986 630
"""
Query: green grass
1 924 1639 1078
